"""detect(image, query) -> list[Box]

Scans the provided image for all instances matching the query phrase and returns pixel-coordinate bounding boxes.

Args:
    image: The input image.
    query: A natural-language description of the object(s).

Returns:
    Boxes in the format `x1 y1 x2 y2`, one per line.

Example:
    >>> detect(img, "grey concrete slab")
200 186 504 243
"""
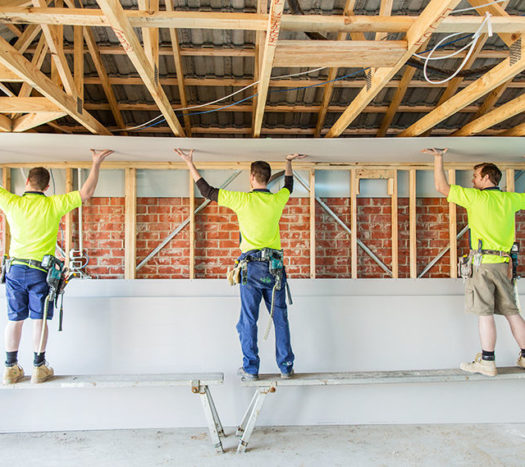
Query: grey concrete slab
0 424 524 467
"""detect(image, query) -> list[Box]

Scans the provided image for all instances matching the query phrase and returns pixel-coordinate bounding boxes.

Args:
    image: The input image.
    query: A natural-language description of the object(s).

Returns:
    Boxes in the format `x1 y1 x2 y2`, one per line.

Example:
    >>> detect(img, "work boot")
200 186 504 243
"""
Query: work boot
460 353 497 377
281 369 294 379
31 362 54 384
517 354 525 369
237 367 258 381
3 364 24 385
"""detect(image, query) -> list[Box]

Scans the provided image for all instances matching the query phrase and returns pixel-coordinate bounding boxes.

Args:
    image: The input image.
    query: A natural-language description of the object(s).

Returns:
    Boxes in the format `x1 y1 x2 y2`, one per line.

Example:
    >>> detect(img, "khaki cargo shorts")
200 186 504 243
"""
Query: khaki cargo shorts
465 263 520 316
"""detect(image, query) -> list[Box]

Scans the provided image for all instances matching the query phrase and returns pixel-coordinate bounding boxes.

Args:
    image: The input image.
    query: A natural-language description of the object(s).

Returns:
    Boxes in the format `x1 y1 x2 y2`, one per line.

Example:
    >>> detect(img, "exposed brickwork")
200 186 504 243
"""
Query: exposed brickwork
2 196 525 279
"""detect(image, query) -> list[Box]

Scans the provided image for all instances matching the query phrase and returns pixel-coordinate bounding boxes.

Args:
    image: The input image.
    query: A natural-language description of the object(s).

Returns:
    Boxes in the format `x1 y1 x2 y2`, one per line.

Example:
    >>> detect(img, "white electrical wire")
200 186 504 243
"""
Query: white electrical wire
117 66 328 131
452 0 506 14
417 12 493 85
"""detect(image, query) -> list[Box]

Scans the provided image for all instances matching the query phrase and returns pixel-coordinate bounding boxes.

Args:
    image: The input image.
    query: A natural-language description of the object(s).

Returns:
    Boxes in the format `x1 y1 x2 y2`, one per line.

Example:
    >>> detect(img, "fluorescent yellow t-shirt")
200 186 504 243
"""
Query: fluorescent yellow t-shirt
0 187 82 262
447 185 525 264
218 188 290 252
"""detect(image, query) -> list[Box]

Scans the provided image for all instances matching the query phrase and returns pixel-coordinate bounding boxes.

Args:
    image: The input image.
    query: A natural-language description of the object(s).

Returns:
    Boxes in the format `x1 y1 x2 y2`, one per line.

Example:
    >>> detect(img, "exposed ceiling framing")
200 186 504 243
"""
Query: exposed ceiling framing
0 0 523 138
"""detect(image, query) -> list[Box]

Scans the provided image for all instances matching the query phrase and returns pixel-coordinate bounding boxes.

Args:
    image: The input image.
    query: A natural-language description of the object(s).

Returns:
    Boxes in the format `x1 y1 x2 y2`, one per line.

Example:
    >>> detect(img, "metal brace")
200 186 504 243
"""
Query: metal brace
510 38 521 66
365 70 372 91
191 379 201 393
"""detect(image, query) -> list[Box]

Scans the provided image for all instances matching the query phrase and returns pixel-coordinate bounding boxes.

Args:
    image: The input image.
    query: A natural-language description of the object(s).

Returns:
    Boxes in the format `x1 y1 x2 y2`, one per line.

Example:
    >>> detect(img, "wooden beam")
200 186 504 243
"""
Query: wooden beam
124 167 136 279
448 169 457 278
309 168 315 279
314 0 358 138
74 25 84 101
252 0 285 138
12 111 66 131
506 168 515 193
96 0 184 136
1 9 524 34
273 40 407 68
64 167 73 267
467 0 517 46
12 23 41 54
467 81 510 122
2 167 11 254
501 122 525 137
0 34 109 134
0 114 12 131
138 0 159 71
453 93 525 136
16 34 47 100
166 0 191 135
33 0 77 96
375 0 394 41
251 0 267 134
390 170 398 278
326 0 462 138
409 169 416 279
376 38 431 137
0 96 63 112
188 170 194 279
399 36 525 137
350 169 357 279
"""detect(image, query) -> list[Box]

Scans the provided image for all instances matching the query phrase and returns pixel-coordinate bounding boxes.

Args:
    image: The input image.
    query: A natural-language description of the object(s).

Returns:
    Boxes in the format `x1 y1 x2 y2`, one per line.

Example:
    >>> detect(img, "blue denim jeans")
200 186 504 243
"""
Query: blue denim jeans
237 251 294 375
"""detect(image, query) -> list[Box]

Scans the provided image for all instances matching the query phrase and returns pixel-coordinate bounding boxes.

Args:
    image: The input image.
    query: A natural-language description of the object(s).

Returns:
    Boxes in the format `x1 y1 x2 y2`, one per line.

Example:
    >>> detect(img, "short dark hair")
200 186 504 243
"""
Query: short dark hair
474 162 502 186
250 161 271 185
27 167 50 191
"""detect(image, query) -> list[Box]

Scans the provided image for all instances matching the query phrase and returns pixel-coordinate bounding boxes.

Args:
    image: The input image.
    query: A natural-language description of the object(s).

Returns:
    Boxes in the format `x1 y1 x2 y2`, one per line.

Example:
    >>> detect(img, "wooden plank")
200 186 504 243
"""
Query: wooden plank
251 0 267 134
189 170 195 280
314 0 358 137
501 122 525 137
74 25 84 100
467 0 516 46
309 169 315 279
350 169 357 279
467 81 510 123
138 0 159 71
12 23 41 54
2 167 11 254
448 169 457 278
0 35 109 134
326 0 462 138
1 9 524 34
12 111 66 131
506 169 515 193
64 168 73 267
453 93 525 136
400 35 525 137
0 114 12 131
273 40 407 68
241 367 525 387
124 167 136 280
16 34 47 100
390 170 398 278
166 0 191 135
252 0 285 138
96 0 184 137
375 0 394 41
0 372 224 389
409 169 417 279
0 96 63 113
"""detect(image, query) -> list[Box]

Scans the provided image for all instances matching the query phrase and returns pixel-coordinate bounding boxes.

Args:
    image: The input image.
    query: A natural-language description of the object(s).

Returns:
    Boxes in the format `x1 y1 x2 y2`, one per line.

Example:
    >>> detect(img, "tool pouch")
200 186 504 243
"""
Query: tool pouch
227 261 243 286
458 255 473 280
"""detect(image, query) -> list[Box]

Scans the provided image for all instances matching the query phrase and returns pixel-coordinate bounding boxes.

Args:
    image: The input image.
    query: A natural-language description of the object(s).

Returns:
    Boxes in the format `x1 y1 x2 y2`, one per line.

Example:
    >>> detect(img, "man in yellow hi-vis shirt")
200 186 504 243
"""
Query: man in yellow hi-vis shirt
1 149 112 384
428 147 525 376
176 148 305 380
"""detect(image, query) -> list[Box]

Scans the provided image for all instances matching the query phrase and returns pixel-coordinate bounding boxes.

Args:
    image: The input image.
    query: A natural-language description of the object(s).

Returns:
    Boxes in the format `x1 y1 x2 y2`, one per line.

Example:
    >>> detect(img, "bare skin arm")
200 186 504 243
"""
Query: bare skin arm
423 148 450 197
79 149 113 202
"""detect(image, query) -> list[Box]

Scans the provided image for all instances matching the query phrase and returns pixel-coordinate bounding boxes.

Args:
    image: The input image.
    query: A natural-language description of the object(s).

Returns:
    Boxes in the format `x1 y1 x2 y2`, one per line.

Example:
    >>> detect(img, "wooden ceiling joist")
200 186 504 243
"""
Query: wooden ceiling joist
1 8 525 35
0 113 12 131
453 93 525 136
273 40 407 68
12 111 66 131
325 0 462 138
399 35 525 137
252 0 285 138
0 96 62 112
95 0 184 136
0 34 109 134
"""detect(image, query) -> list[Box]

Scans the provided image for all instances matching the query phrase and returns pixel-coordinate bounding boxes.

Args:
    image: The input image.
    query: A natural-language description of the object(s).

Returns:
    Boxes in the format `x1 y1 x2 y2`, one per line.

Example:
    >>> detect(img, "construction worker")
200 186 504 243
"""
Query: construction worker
1 149 112 384
176 148 305 380
427 147 525 376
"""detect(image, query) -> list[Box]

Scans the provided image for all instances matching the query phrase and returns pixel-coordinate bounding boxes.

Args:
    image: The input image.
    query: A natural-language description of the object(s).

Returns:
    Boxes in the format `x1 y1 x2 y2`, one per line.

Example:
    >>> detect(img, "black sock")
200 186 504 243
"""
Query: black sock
5 351 18 367
482 350 495 361
33 352 45 367
521 348 525 358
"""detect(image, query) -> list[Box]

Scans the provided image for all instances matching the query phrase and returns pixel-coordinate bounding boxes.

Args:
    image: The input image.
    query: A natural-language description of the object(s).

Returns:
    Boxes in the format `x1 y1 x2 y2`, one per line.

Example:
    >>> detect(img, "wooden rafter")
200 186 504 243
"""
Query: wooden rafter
399 35 525 137
252 0 285 138
467 0 517 46
12 111 66 131
326 0 462 138
138 0 159 71
96 0 184 136
1 9 525 34
314 0 359 137
166 0 191 135
501 122 525 136
0 96 62 112
453 93 525 136
74 24 83 100
251 0 266 134
467 81 510 122
0 34 109 134
375 0 394 42
0 114 12 131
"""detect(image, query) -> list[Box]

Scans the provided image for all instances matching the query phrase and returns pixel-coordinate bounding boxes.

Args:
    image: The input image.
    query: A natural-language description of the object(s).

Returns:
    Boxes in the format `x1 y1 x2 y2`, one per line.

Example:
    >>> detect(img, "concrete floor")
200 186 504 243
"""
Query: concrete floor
1 424 524 467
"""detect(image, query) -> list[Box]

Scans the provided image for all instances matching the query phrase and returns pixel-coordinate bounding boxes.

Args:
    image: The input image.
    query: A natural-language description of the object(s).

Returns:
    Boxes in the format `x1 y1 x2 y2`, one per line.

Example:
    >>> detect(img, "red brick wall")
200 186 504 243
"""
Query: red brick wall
2 197 525 279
